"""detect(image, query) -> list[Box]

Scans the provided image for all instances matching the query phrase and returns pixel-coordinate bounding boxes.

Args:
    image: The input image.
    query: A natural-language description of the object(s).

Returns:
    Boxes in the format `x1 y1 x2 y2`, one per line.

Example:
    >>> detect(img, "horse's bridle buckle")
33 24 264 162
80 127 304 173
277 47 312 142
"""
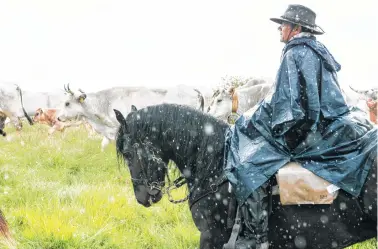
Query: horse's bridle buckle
210 183 218 193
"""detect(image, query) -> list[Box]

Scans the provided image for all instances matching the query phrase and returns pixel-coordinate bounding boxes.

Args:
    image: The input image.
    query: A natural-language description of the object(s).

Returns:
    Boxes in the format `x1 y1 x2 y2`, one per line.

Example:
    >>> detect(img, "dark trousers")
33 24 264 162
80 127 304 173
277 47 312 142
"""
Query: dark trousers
235 184 269 249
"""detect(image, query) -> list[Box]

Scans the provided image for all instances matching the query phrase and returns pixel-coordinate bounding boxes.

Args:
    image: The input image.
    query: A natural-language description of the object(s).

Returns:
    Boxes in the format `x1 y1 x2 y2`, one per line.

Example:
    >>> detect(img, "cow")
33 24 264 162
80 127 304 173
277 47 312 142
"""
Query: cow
207 83 272 122
348 85 378 124
0 83 34 131
56 84 205 151
32 108 90 135
366 99 377 124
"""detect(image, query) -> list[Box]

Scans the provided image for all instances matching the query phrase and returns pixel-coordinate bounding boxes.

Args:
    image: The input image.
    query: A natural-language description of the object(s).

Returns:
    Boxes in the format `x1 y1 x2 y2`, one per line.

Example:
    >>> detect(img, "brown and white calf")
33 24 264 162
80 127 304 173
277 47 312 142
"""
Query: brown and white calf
33 108 92 135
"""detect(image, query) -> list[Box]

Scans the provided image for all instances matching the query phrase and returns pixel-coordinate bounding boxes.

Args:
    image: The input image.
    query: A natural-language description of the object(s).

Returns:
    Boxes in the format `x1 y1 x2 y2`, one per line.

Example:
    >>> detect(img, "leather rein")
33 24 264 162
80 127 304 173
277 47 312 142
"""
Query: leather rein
130 142 228 207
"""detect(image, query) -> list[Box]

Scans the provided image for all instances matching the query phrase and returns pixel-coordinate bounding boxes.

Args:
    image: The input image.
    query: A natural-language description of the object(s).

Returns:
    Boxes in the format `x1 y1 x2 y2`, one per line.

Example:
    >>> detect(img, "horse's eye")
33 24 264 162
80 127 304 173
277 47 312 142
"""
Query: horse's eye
217 99 222 103
65 102 70 107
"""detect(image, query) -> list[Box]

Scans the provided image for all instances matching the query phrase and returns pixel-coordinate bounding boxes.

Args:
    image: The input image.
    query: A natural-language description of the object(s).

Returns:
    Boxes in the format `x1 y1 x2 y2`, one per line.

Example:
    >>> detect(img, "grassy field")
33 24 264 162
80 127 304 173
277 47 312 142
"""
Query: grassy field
0 123 376 249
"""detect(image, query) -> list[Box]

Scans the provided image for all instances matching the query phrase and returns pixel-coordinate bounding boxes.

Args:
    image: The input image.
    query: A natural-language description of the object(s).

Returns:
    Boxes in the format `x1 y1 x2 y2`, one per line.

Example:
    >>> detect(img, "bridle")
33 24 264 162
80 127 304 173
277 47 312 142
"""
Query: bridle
130 142 189 204
129 141 228 206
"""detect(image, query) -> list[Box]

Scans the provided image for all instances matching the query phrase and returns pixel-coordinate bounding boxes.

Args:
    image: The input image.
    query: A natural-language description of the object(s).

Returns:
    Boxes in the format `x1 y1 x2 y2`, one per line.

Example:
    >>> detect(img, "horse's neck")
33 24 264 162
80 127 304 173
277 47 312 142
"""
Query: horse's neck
161 124 227 189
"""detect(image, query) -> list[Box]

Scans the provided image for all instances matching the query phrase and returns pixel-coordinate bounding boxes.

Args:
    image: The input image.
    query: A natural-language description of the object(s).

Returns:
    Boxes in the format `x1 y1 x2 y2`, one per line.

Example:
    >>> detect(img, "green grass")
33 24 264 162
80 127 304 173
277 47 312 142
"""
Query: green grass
0 123 376 249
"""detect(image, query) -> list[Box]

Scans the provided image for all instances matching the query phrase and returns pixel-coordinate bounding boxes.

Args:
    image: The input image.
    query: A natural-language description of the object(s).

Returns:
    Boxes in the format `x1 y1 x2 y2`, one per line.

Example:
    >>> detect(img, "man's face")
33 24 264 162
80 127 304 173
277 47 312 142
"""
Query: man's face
278 22 295 43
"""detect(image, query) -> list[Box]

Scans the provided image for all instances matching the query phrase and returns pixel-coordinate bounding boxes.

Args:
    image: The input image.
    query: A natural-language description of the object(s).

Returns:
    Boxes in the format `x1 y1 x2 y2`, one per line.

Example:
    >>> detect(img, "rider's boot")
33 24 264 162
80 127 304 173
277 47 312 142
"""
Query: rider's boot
235 184 269 249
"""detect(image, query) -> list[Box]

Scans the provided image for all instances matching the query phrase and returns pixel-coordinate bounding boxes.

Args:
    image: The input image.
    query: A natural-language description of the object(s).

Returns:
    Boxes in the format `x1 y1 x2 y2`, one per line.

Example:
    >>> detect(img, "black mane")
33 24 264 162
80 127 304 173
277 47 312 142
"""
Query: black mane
116 103 229 193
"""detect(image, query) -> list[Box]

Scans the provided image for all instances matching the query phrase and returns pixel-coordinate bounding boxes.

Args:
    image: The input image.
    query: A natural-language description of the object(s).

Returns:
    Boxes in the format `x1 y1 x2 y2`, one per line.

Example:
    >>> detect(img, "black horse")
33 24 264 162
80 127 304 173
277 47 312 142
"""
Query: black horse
114 104 377 249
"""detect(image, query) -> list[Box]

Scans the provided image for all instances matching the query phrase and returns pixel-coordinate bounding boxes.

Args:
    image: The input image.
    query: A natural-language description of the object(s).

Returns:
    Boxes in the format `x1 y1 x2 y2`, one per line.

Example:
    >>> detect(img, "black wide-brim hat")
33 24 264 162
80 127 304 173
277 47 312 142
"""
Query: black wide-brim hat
270 4 325 35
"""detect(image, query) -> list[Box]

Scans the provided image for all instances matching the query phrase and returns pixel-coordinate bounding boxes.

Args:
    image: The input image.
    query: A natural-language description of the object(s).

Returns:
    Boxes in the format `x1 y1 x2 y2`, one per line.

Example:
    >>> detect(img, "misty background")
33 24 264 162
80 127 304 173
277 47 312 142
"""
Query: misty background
0 0 376 95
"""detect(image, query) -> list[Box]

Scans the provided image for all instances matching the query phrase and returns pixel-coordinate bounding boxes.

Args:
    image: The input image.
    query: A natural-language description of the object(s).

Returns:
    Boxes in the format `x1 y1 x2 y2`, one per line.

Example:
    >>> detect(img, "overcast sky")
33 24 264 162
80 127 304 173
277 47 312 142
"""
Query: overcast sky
0 0 376 93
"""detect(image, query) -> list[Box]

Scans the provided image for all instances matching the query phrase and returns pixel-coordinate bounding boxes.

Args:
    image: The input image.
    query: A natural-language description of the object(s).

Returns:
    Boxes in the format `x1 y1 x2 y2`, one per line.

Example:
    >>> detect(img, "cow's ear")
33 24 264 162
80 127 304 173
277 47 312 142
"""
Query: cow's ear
78 94 87 103
114 109 126 125
131 105 137 112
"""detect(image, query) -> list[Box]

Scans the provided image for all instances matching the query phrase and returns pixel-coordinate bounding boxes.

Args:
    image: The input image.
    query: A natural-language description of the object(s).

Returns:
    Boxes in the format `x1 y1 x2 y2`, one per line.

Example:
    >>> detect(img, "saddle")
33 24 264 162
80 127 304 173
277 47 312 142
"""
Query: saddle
274 162 339 205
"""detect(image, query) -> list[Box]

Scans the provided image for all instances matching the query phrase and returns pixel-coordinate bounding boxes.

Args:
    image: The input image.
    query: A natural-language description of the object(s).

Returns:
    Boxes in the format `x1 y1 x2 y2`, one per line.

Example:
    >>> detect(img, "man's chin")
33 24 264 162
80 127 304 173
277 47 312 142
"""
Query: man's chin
280 38 288 44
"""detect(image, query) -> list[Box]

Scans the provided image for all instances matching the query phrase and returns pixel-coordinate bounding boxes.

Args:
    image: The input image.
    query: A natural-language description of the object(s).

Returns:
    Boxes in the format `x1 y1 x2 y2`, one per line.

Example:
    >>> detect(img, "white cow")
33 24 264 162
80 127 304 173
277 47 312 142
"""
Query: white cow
57 84 205 151
207 83 272 122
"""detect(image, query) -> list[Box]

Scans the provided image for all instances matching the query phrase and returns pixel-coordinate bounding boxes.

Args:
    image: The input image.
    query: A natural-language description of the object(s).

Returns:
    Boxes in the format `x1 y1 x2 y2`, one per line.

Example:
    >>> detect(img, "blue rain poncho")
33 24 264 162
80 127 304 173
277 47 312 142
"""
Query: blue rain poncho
224 36 377 203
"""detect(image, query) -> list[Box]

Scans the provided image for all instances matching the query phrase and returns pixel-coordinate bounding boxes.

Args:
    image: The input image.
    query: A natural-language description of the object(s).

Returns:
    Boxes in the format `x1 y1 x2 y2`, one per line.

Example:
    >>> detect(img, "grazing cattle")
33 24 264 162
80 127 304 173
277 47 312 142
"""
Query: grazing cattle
57 84 205 151
207 83 272 122
0 83 34 131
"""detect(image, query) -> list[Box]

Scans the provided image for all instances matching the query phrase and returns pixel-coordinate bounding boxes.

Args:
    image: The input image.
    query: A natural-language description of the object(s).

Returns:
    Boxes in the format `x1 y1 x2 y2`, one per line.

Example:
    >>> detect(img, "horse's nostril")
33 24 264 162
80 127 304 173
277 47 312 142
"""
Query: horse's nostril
151 191 163 203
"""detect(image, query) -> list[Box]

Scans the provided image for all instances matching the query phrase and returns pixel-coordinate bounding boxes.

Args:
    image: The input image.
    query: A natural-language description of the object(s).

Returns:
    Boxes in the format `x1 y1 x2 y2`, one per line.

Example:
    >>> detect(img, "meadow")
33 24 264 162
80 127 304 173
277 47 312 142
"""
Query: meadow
0 123 376 249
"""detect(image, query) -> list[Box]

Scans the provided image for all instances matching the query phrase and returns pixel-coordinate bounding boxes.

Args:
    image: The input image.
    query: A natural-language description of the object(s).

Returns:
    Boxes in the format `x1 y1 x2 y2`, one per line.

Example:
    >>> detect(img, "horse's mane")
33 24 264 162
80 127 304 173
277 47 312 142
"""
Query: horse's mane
116 103 229 184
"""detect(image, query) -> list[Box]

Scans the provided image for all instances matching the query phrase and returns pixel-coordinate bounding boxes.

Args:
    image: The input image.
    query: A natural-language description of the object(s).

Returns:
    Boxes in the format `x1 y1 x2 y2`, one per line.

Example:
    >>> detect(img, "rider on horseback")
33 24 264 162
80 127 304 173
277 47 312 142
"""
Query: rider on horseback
223 4 377 249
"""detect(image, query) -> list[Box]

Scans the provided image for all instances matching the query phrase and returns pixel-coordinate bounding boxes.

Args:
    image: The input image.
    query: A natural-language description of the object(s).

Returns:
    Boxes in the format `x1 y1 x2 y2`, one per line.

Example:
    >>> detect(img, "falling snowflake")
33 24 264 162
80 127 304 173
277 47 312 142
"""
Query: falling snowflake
320 215 329 224
339 202 347 210
294 235 307 249
204 123 214 135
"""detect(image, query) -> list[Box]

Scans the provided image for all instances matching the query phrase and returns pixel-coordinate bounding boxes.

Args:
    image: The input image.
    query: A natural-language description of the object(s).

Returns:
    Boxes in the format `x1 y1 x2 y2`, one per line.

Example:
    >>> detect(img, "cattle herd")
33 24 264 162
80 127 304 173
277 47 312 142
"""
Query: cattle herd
0 80 377 149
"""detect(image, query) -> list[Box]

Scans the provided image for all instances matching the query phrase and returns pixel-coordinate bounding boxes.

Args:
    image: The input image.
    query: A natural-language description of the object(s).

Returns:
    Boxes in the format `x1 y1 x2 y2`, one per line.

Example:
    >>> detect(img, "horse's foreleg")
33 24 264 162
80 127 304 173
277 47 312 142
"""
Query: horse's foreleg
191 185 235 249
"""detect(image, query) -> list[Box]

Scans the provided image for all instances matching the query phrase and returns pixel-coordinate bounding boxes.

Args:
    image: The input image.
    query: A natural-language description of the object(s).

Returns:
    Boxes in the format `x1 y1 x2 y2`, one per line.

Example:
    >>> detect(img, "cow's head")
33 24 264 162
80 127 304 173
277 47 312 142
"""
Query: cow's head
349 85 378 101
33 108 44 122
57 84 87 122
207 87 236 120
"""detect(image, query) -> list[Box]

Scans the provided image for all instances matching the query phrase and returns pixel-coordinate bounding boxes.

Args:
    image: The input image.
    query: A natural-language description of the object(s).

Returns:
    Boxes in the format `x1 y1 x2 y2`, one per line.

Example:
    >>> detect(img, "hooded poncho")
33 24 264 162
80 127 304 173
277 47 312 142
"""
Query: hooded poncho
224 36 377 203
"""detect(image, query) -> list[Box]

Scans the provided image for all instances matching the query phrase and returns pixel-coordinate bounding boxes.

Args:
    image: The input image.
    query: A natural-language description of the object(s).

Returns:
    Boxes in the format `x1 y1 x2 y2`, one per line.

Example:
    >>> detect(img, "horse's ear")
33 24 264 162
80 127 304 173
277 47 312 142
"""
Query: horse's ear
114 109 126 125
131 105 138 112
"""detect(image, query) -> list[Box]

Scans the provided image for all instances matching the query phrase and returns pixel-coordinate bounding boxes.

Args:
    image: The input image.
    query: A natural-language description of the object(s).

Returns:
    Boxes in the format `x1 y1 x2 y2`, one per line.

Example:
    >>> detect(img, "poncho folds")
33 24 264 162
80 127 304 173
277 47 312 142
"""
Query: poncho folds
224 36 377 203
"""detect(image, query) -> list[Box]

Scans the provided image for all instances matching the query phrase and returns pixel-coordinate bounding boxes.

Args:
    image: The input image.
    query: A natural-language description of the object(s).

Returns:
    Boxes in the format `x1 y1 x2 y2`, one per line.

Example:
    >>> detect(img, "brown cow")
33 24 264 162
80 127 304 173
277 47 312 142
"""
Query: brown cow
33 108 93 135
366 99 377 124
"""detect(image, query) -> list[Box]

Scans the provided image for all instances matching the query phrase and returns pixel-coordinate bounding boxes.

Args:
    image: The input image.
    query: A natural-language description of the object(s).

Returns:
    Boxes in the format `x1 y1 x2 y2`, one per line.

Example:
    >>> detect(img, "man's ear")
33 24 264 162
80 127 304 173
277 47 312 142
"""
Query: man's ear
294 25 301 32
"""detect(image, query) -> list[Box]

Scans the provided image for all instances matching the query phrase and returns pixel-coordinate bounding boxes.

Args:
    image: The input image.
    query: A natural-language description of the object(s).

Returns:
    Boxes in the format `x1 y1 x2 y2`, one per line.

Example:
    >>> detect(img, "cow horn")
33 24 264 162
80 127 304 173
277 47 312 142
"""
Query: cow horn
349 85 368 94
64 83 74 95
78 88 85 94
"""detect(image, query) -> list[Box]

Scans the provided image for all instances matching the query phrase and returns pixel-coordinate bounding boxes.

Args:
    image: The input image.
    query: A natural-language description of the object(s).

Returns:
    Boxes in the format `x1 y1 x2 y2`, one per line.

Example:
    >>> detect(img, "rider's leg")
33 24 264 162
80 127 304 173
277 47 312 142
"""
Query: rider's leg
236 183 269 249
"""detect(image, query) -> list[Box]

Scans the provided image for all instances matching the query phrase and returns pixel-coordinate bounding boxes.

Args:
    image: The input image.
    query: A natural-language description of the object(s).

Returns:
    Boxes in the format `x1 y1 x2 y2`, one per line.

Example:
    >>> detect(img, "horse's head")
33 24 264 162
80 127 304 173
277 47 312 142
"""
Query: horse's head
207 87 237 121
114 106 167 207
